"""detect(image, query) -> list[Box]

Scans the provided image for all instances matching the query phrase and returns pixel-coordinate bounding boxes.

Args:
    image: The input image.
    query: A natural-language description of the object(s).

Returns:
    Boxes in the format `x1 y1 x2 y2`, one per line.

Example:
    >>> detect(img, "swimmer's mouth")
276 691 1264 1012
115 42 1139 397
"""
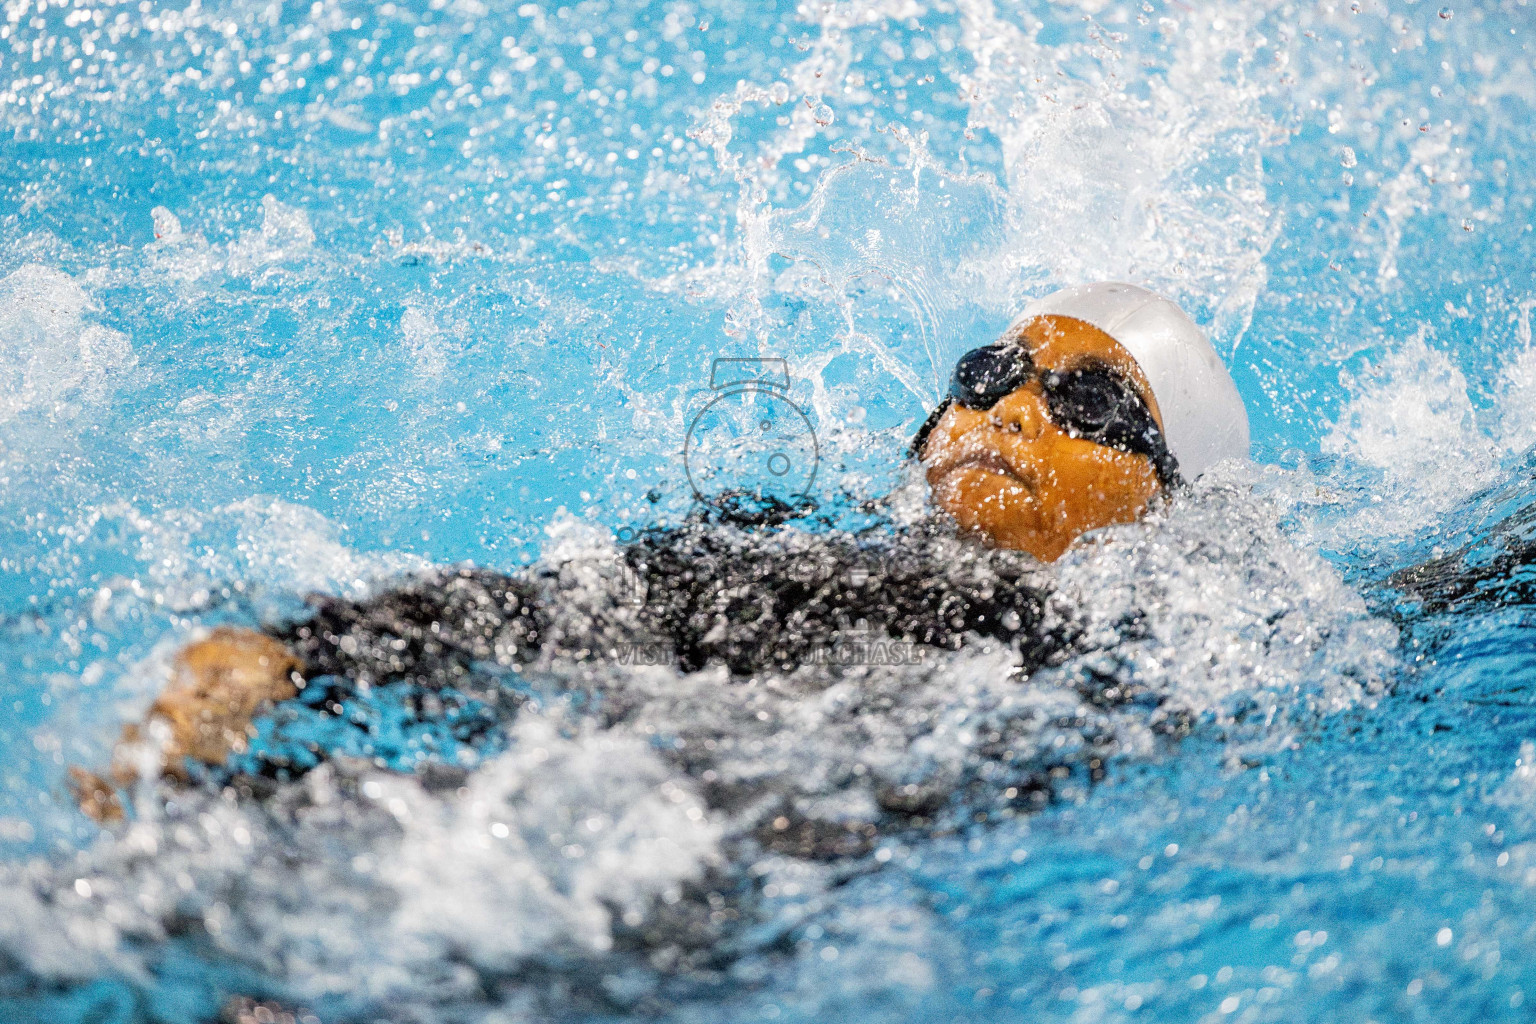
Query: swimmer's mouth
927 447 1032 488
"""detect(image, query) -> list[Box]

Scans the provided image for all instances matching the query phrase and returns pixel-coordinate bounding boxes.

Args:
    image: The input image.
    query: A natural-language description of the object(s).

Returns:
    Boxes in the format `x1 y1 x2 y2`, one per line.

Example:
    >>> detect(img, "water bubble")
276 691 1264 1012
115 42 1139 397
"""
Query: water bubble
1438 6 1453 18
1341 146 1358 168
810 101 834 126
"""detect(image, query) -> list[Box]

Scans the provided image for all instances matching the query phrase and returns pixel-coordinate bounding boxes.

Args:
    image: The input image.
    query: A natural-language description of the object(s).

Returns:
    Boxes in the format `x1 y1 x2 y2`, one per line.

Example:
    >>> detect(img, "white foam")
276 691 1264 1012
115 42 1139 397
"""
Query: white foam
149 206 184 243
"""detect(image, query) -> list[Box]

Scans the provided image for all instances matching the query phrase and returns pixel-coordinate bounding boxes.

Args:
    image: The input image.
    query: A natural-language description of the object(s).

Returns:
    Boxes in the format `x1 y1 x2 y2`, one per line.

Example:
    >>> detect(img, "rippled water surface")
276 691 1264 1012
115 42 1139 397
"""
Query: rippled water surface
3 0 1536 1021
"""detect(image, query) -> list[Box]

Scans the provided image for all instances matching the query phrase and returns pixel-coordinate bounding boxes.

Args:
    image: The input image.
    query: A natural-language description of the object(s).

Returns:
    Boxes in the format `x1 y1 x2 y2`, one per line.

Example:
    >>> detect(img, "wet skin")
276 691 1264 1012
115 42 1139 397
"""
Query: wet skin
920 314 1165 562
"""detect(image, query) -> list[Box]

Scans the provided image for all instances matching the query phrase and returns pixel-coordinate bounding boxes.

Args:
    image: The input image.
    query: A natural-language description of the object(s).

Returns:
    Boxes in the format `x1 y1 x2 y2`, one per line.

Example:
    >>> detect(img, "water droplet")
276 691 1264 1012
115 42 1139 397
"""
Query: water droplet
1438 6 1453 19
1341 146 1357 168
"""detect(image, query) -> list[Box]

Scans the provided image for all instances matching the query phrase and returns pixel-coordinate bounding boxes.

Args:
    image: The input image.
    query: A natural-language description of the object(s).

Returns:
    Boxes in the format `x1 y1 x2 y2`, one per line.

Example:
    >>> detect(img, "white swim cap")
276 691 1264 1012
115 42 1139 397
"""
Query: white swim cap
1017 282 1250 480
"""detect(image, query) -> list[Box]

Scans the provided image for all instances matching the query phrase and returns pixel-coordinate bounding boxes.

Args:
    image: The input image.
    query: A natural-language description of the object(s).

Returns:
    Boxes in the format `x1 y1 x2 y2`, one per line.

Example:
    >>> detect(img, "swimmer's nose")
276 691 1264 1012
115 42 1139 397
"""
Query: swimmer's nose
986 387 1046 440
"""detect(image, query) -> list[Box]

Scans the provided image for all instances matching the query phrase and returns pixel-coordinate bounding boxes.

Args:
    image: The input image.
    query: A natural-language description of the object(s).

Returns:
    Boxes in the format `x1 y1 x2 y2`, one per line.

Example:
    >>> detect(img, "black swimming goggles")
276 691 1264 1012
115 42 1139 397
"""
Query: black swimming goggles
908 343 1181 486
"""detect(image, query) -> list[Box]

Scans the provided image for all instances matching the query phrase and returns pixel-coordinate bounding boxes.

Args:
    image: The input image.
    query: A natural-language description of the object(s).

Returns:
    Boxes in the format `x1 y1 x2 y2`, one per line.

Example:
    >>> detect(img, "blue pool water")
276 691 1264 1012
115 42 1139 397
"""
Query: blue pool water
3 0 1536 1021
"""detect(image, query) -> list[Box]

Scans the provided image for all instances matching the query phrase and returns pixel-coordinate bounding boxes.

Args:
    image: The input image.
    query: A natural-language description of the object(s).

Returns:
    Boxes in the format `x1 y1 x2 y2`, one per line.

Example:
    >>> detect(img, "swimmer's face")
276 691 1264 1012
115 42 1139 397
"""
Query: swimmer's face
920 315 1165 562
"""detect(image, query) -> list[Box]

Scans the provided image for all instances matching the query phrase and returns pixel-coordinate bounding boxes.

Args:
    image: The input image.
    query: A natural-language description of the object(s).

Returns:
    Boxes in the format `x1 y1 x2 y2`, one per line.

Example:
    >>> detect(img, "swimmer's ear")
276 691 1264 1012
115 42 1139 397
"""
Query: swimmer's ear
907 398 952 462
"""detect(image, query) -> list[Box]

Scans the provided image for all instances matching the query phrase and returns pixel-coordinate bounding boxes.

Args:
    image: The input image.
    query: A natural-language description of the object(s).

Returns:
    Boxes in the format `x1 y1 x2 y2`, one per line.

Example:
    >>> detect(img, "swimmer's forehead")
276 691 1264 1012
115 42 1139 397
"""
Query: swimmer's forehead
1001 313 1164 431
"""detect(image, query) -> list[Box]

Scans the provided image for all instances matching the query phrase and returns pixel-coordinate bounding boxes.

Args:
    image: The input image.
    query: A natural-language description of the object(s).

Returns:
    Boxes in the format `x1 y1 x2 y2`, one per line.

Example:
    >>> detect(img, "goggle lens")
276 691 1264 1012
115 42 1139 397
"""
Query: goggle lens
911 344 1180 485
949 344 1035 410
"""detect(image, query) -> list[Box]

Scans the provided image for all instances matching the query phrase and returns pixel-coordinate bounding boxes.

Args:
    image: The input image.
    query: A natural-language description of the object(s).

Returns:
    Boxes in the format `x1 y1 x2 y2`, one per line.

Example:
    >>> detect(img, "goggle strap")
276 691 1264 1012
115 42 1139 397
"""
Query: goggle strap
906 397 952 461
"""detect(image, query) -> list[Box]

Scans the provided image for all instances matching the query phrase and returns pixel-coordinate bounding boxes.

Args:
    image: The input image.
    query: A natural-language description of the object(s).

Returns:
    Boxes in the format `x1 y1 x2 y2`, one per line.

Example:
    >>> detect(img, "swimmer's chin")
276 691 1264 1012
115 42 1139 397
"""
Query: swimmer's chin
925 470 1058 557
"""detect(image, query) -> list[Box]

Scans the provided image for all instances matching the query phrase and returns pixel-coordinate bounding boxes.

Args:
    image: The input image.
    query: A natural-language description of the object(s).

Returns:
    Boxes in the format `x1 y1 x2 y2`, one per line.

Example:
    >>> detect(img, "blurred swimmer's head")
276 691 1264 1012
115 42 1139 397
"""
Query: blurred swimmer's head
914 283 1249 561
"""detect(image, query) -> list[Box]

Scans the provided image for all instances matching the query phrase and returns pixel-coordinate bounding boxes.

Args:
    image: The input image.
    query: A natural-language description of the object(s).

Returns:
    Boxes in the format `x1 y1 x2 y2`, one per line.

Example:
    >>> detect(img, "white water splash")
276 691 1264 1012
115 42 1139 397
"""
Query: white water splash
1053 463 1398 744
953 0 1281 351
84 497 428 608
692 0 1287 427
0 714 720 1007
1496 300 1536 458
230 195 318 270
1321 331 1503 543
402 306 452 379
138 197 319 287
386 717 721 969
0 264 134 425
